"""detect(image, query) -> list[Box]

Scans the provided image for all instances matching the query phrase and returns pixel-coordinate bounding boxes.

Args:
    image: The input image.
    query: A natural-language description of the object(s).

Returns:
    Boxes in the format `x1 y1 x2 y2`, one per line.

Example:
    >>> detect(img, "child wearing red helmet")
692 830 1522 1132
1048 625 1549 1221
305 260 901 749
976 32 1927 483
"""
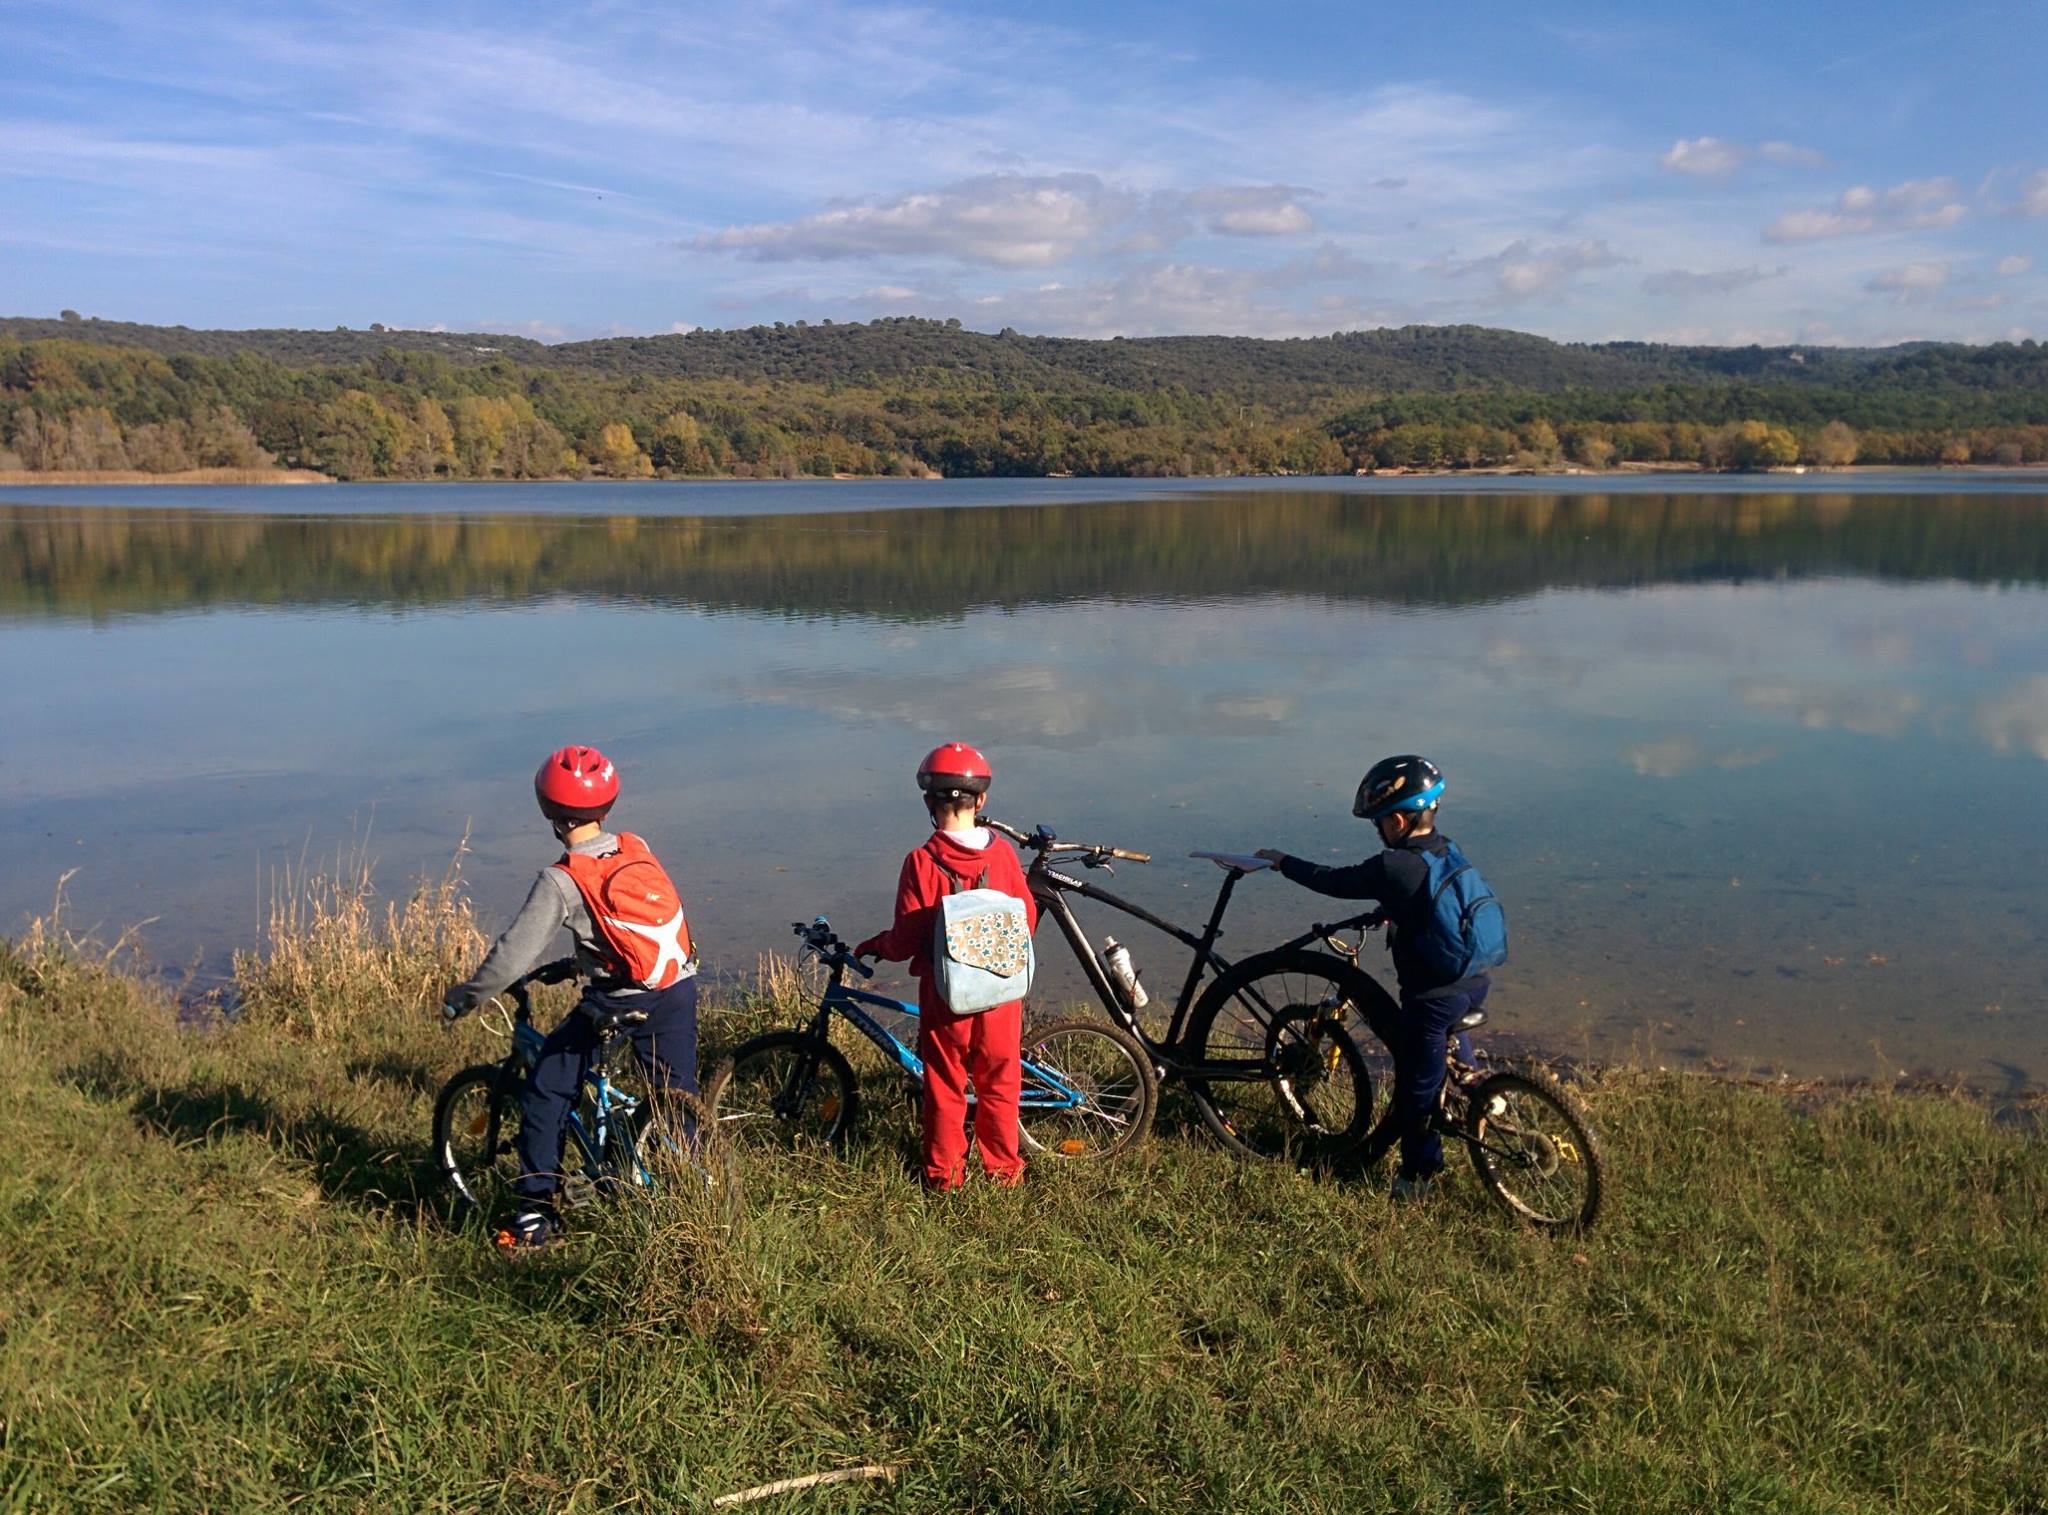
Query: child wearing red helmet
442 745 699 1249
855 742 1038 1190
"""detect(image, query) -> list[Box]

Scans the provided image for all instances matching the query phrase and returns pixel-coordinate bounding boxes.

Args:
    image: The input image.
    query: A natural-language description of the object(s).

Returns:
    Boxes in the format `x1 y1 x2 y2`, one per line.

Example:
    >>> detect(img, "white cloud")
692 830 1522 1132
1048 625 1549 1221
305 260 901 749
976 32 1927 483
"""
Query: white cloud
1658 136 1826 176
870 245 1387 338
1641 265 1786 297
1659 137 1745 176
1431 238 1624 301
1866 261 1950 299
1995 254 2032 277
1179 184 1317 237
2021 169 2048 217
699 173 1135 267
1765 178 1968 242
1758 140 1829 169
700 176 1322 269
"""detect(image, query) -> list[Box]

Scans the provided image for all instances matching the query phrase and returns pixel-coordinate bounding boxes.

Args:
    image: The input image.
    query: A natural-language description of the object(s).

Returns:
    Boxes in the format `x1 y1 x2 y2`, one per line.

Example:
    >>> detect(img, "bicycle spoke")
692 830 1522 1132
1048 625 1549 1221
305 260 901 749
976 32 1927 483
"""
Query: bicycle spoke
1464 1069 1603 1230
1189 955 1375 1162
1017 1020 1155 1159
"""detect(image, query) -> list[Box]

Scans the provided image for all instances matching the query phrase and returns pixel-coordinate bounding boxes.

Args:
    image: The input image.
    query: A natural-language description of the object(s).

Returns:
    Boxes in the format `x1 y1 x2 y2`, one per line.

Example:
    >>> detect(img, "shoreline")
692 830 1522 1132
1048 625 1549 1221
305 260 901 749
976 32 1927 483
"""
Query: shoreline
0 466 333 486
1 461 2042 488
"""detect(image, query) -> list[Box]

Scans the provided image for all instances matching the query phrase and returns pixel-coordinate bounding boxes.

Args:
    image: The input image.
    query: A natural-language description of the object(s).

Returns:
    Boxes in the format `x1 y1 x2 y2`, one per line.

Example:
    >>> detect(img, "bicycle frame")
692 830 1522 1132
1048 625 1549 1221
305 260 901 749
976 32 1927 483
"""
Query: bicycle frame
796 946 1097 1114
502 995 669 1192
1024 855 1247 1077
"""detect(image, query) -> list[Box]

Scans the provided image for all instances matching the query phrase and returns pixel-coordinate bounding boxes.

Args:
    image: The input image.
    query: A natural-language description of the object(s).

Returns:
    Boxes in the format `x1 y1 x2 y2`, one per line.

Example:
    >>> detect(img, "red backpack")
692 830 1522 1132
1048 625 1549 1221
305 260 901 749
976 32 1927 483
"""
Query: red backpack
554 832 695 990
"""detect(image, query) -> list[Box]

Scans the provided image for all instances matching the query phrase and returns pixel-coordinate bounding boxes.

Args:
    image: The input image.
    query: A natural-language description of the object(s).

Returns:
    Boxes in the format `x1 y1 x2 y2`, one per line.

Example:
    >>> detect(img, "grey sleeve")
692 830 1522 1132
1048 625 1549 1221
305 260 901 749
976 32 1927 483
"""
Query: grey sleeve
450 871 574 1009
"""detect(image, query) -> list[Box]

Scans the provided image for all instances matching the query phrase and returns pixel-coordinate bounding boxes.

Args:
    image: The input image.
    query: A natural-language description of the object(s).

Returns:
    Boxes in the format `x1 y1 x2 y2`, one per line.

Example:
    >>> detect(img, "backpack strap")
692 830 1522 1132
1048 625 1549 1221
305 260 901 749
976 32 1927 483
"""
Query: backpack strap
1429 862 1473 908
925 838 990 897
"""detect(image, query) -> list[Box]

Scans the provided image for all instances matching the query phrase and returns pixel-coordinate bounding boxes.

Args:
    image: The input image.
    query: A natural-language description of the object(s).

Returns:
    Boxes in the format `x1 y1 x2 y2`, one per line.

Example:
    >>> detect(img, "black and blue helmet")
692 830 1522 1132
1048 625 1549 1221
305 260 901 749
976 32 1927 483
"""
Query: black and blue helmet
1353 754 1445 820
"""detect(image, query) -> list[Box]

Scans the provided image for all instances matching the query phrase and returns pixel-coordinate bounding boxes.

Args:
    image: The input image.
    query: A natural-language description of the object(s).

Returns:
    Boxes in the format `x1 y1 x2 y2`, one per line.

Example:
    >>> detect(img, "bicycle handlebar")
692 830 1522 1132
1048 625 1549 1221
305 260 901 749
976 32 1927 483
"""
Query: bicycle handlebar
984 818 1150 866
791 918 874 979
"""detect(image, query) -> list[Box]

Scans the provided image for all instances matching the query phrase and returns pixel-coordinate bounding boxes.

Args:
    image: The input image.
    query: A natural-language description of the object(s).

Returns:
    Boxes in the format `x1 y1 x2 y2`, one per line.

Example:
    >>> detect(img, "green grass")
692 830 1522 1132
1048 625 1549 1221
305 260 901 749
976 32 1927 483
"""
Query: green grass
1 890 2042 1513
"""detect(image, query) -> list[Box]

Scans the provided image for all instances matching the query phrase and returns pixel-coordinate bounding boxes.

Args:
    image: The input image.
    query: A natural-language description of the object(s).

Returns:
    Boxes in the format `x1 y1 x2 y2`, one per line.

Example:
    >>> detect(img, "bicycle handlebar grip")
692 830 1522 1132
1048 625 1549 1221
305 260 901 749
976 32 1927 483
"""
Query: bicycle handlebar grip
845 952 875 979
984 818 1031 844
532 957 578 985
1110 847 1151 863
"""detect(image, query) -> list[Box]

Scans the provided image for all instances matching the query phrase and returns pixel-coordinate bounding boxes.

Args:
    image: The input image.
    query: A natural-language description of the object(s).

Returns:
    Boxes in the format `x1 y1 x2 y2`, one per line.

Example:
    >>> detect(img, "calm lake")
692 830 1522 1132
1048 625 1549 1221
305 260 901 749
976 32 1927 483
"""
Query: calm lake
3 474 2044 1090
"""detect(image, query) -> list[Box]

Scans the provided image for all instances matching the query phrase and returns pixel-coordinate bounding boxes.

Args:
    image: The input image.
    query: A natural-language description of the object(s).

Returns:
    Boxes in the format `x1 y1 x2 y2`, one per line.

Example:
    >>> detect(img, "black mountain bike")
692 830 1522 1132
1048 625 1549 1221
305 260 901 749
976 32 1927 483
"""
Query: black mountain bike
985 820 1383 1162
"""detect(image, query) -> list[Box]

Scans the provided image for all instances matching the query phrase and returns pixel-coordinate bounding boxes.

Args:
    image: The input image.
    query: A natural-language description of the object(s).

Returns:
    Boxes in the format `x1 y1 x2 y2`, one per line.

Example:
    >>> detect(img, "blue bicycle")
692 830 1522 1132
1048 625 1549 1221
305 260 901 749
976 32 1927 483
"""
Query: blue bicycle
707 919 1157 1160
432 961 732 1225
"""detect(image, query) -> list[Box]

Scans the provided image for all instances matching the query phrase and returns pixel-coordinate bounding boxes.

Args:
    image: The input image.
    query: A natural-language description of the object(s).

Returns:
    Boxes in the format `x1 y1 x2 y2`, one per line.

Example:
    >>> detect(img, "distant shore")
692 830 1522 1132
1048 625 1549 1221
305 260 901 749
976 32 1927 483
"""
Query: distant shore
0 461 2041 488
0 467 333 486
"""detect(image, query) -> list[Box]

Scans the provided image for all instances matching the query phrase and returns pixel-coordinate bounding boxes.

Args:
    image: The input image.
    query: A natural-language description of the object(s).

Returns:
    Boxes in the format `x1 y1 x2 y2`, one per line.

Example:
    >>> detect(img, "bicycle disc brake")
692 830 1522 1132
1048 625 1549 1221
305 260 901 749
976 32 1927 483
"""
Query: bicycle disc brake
1263 1006 1347 1133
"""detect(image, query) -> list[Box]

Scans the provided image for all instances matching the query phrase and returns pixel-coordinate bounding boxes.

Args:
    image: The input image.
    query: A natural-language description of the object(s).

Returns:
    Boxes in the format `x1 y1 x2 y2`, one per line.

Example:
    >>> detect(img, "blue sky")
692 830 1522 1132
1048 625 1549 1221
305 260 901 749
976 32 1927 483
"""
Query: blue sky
3 0 2043 344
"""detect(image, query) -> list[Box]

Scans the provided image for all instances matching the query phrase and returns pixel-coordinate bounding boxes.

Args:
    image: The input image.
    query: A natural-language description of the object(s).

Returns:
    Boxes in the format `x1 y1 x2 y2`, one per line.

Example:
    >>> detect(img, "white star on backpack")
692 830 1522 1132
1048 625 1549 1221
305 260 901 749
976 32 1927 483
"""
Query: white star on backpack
606 908 692 986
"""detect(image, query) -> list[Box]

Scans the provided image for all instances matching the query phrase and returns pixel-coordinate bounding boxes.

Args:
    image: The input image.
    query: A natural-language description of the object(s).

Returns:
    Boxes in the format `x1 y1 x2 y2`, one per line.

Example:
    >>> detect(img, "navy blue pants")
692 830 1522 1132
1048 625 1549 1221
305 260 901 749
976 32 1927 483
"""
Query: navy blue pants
513 976 698 1205
1362 980 1487 1180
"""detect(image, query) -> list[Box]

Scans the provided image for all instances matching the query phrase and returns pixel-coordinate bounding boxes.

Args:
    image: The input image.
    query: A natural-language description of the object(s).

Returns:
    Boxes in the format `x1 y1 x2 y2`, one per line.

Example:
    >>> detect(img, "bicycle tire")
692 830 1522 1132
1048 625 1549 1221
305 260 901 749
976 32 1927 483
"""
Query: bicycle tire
621 1085 745 1231
1183 949 1381 1162
1463 1066 1604 1232
704 1031 860 1151
432 1062 522 1212
1017 1018 1157 1160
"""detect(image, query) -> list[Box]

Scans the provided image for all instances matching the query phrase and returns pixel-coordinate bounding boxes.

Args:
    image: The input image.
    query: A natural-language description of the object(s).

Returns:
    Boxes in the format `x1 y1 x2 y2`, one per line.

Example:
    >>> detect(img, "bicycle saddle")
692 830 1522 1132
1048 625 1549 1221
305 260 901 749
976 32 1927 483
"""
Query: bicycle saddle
589 1007 651 1035
1190 850 1272 873
1454 1009 1487 1033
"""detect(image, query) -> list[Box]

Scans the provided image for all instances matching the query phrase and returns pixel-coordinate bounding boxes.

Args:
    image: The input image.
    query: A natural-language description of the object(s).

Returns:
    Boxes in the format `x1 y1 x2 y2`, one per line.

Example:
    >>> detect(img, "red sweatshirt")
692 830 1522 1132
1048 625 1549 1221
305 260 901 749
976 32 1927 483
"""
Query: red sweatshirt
856 829 1039 1008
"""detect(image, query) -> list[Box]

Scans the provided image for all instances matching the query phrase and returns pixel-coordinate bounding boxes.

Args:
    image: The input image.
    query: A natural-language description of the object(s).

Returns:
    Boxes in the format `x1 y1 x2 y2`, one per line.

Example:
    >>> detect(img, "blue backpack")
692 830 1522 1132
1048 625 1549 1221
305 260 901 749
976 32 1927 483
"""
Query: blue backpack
1412 838 1508 984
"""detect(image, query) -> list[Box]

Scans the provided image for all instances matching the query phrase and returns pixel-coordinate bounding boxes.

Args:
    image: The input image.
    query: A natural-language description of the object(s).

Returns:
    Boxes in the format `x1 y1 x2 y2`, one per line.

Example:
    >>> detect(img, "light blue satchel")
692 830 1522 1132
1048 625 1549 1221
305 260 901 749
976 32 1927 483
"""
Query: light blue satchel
930 860 1035 1015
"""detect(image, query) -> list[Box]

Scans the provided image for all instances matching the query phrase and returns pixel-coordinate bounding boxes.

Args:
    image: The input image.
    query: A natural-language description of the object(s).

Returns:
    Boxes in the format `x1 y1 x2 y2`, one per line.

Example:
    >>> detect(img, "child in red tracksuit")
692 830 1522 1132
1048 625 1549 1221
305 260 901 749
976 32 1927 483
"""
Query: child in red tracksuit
856 741 1038 1190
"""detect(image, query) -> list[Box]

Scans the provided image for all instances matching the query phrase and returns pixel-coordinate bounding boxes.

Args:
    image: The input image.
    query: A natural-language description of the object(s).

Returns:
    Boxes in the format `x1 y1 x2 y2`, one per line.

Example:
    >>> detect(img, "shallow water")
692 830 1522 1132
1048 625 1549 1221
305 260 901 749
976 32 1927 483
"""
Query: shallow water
2 476 2044 1089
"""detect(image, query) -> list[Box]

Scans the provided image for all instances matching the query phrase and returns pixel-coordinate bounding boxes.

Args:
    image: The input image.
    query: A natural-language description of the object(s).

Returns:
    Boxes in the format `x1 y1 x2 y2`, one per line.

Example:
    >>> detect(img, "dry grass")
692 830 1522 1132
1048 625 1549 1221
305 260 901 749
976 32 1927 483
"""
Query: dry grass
232 831 484 1038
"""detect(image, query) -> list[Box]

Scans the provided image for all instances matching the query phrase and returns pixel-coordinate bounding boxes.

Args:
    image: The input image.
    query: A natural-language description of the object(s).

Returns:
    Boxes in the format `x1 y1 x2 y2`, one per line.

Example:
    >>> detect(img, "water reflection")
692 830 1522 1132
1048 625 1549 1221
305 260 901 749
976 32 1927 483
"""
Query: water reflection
5 488 2048 622
1 483 2044 1090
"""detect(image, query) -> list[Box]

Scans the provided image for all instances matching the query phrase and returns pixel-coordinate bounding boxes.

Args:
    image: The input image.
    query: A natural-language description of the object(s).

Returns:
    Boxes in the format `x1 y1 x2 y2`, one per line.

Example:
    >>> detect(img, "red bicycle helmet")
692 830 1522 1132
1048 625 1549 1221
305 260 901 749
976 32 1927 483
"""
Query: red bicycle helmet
535 745 620 823
916 740 992 798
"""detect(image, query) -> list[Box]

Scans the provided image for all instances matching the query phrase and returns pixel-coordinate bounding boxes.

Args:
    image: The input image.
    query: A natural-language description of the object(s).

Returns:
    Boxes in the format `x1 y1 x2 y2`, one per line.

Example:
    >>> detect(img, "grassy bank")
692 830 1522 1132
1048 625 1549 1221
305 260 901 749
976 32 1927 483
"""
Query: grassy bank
1 871 2042 1513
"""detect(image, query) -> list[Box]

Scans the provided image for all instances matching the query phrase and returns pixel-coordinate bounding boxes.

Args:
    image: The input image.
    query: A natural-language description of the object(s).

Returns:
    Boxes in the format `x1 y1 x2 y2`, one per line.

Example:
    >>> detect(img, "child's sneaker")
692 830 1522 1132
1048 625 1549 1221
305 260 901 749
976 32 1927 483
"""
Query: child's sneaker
494 1208 556 1253
1391 1171 1436 1202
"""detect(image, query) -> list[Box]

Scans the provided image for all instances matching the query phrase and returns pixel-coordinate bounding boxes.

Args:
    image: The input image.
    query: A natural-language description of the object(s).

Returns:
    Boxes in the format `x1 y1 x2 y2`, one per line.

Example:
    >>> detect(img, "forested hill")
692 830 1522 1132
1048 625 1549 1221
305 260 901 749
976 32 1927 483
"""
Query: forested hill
2 313 2045 480
0 312 1979 396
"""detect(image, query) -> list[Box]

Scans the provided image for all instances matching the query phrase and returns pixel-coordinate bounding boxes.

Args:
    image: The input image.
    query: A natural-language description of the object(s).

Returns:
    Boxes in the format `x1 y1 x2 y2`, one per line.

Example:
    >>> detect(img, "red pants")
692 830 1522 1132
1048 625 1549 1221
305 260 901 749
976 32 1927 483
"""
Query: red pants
916 994 1024 1189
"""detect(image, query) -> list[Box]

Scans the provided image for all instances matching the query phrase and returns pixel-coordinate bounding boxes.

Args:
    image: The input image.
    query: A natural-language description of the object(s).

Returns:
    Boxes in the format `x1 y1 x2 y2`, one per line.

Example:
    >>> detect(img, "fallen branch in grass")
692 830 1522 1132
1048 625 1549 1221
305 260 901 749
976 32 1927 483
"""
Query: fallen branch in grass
711 1464 899 1507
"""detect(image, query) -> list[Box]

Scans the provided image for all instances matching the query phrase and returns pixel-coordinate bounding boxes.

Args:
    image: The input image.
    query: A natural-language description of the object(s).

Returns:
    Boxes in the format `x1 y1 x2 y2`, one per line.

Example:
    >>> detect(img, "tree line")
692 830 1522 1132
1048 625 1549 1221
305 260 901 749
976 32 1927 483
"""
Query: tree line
2 326 2045 482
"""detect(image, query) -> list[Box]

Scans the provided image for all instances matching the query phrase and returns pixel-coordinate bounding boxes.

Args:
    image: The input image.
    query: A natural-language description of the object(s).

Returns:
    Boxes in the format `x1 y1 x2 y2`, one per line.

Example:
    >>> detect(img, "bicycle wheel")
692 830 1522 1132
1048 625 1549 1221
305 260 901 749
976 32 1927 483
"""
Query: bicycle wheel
432 1063 522 1212
705 1031 860 1151
1183 949 1380 1161
1017 1018 1157 1160
619 1082 745 1231
1463 1067 1604 1232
